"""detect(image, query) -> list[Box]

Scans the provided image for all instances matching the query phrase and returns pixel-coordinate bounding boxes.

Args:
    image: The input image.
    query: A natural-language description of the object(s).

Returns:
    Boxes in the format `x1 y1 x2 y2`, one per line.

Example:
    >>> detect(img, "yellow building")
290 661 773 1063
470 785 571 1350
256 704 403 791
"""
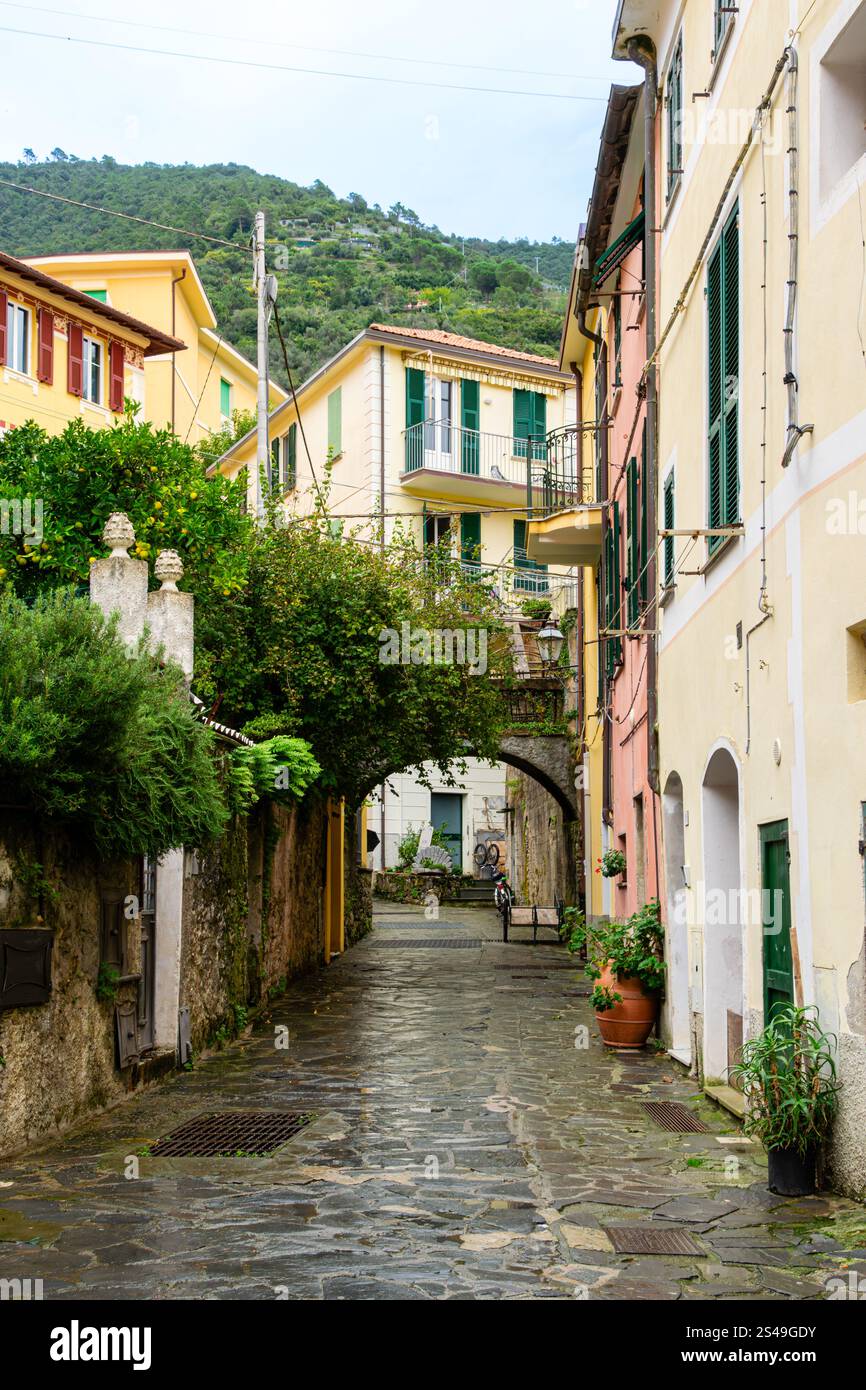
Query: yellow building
613 0 866 1195
23 250 286 442
1 248 182 436
215 322 577 877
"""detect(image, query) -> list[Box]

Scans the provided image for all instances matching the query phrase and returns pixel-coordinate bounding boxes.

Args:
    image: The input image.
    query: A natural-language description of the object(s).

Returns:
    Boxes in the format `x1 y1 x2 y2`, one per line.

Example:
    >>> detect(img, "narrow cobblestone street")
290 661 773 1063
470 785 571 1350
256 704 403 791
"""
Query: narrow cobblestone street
1 905 864 1301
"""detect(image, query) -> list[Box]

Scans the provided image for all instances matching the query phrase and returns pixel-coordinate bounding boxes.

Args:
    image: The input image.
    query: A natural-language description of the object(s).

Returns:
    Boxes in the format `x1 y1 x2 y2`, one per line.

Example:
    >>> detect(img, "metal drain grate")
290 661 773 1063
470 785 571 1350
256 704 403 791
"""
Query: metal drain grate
370 937 483 949
604 1225 704 1256
149 1110 315 1157
642 1100 710 1133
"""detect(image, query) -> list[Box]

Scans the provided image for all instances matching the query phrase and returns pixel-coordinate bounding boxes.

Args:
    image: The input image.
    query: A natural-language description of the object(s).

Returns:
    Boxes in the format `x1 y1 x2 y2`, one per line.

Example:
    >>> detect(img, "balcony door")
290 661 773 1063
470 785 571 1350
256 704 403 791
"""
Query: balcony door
424 377 456 470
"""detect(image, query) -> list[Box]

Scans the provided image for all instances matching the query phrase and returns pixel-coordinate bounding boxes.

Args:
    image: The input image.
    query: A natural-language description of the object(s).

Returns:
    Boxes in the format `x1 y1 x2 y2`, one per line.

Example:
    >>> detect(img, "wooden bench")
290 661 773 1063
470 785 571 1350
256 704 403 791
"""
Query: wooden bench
500 896 564 944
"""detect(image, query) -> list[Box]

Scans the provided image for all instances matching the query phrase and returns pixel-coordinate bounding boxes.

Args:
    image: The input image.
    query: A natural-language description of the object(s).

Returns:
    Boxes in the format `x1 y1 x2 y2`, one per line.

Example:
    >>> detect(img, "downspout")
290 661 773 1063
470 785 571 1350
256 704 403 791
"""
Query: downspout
379 344 386 869
578 305 603 348
781 45 814 467
170 267 186 432
627 37 660 797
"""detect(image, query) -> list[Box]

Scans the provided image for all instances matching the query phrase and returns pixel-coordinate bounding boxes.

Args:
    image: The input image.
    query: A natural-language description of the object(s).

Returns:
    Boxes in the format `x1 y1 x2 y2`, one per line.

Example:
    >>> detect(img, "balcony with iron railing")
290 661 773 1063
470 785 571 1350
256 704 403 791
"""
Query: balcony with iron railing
401 419 549 505
524 424 604 567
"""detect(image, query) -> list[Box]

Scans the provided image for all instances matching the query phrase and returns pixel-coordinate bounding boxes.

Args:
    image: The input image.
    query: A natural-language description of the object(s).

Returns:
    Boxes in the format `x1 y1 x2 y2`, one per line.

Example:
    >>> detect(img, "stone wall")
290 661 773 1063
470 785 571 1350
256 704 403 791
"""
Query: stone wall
507 770 579 907
0 815 140 1157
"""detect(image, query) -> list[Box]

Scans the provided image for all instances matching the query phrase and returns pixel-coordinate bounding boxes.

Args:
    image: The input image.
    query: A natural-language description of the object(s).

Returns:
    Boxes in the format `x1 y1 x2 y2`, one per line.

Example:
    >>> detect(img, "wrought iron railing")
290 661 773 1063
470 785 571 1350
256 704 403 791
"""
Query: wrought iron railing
403 420 545 488
526 425 597 516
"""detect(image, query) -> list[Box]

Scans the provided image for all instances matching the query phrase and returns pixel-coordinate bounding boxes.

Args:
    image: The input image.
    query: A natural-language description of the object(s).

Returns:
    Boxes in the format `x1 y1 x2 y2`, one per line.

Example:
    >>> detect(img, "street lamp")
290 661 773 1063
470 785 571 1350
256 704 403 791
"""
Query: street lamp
536 622 565 667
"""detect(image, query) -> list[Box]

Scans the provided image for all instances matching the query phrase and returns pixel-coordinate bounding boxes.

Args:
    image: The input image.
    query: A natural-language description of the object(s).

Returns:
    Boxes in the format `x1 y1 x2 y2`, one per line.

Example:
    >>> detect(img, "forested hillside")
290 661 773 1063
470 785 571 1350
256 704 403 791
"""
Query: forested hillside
0 155 574 384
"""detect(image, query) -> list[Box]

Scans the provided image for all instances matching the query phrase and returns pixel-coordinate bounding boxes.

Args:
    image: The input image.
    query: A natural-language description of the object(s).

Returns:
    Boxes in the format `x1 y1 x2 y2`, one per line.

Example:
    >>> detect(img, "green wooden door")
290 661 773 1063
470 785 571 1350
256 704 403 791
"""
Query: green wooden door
760 820 794 1025
461 378 480 474
405 367 425 471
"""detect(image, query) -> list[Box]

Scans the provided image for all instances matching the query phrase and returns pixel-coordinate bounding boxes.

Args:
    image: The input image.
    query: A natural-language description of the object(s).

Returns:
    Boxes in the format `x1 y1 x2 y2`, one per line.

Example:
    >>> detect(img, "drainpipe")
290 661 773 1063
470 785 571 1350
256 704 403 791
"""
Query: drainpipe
379 345 387 866
578 305 603 348
627 37 660 797
781 45 814 467
170 267 186 432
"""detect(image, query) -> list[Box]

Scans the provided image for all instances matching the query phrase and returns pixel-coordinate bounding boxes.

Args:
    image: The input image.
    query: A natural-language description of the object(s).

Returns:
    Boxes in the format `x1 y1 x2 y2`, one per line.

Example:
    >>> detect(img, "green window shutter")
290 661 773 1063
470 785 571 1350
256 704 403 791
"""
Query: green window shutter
87 288 108 303
405 367 425 470
640 422 649 606
327 387 342 457
531 392 547 461
461 512 482 571
461 378 480 474
627 457 639 626
286 422 297 489
722 209 740 528
667 31 683 197
707 204 739 552
220 377 231 418
269 437 279 491
513 387 536 458
663 471 675 587
513 517 549 592
612 501 622 668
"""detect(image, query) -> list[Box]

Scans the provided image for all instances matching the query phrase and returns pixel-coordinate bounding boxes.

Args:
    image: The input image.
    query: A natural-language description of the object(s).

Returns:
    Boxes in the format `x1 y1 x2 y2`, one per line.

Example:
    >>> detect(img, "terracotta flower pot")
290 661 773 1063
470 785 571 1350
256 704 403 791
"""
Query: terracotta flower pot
595 966 659 1049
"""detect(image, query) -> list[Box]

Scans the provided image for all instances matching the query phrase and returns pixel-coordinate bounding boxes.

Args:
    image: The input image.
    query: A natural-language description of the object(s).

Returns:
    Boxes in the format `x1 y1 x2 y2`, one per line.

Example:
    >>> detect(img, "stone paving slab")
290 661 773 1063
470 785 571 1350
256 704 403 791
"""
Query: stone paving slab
0 902 863 1301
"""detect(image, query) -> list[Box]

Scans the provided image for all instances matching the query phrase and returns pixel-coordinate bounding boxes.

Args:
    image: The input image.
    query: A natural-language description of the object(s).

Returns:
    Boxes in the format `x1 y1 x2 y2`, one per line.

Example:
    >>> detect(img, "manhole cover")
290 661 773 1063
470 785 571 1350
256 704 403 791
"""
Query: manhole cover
642 1101 710 1133
149 1111 315 1157
369 938 483 948
603 1225 704 1256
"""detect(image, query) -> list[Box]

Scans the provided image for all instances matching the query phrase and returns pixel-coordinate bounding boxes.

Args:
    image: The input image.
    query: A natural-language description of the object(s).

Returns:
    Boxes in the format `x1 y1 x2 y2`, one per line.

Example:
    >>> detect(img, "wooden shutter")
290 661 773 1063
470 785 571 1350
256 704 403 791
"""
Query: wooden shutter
0 289 7 366
287 422 297 488
108 340 124 411
663 472 675 587
627 457 639 626
531 392 547 460
513 388 532 457
37 308 54 384
67 321 84 396
707 205 739 552
405 367 425 470
460 378 479 474
640 422 649 605
327 387 342 456
461 512 481 570
722 209 740 527
605 501 622 675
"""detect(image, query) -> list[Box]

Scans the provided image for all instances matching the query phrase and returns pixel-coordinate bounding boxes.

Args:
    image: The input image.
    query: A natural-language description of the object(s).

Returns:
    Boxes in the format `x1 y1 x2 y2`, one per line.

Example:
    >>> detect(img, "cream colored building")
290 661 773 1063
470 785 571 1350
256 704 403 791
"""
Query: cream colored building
24 250 286 443
215 323 577 875
612 0 866 1193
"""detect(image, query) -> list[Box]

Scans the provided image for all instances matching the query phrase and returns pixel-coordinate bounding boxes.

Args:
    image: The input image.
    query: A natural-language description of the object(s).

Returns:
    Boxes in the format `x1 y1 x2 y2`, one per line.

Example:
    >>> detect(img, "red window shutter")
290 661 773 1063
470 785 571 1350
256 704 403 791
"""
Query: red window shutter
67 321 83 396
0 290 7 367
37 308 54 384
108 340 125 412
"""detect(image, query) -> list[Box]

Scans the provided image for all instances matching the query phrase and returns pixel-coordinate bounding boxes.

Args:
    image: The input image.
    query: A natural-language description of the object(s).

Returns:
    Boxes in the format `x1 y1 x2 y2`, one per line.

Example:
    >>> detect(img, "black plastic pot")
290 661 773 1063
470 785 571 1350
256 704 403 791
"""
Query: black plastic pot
767 1145 816 1197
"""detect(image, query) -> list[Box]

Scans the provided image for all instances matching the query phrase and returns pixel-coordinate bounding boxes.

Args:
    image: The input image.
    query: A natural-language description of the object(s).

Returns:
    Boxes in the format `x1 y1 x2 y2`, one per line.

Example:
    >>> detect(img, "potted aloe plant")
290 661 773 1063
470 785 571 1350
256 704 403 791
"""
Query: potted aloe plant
729 1004 840 1197
566 900 665 1049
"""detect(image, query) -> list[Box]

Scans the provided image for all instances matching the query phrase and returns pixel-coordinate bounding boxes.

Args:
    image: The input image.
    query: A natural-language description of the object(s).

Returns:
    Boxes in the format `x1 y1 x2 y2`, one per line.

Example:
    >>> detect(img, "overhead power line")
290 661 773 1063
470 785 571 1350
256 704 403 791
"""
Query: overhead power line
0 24 608 102
0 1 607 85
0 176 243 247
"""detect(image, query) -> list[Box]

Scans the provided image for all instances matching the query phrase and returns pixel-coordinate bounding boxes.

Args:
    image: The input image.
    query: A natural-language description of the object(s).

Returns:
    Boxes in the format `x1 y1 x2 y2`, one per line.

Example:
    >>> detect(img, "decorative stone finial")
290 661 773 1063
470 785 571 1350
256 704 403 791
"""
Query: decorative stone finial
155 549 184 590
102 512 135 557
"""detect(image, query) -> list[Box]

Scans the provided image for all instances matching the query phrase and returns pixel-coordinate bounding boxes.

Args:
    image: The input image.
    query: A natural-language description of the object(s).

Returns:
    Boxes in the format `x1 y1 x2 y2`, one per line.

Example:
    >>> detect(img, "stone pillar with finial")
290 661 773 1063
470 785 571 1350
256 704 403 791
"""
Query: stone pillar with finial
146 549 194 682
89 512 148 651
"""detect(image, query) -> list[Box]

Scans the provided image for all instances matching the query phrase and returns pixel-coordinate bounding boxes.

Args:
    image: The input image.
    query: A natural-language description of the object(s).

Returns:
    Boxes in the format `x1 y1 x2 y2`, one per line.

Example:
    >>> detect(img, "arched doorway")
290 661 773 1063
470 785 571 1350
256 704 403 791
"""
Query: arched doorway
662 772 690 1063
701 747 744 1084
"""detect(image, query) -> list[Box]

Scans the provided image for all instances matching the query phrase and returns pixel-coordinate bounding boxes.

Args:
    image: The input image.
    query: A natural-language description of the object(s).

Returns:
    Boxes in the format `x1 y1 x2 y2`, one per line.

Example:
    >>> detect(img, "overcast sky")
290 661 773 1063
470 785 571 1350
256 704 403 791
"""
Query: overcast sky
0 0 640 243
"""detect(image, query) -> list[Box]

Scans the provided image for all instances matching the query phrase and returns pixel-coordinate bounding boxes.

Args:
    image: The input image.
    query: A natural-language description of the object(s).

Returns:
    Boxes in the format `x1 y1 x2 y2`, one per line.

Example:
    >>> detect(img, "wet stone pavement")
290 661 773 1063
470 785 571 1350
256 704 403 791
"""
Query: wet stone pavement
1 904 865 1301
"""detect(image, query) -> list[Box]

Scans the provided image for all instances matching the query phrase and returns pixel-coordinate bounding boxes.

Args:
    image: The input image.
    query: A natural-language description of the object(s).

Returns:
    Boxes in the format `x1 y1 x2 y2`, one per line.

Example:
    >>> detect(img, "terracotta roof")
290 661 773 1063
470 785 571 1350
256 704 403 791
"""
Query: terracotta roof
367 323 560 369
0 250 185 356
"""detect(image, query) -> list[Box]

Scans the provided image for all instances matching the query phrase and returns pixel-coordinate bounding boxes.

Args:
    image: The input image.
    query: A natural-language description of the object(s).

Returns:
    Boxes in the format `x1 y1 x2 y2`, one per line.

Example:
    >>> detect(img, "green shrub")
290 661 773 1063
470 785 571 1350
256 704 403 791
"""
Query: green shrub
729 1004 840 1157
0 590 227 858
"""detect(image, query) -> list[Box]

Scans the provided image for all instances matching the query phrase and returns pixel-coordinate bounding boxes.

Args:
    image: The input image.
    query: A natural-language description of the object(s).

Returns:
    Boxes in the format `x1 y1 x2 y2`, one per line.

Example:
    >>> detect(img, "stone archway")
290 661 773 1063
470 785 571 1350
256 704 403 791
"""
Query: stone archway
662 771 690 1064
701 746 744 1085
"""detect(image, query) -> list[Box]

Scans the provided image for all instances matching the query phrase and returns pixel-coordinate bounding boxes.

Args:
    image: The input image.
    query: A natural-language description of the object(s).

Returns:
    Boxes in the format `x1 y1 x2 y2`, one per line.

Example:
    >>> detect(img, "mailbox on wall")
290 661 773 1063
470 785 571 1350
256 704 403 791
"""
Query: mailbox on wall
0 929 54 1009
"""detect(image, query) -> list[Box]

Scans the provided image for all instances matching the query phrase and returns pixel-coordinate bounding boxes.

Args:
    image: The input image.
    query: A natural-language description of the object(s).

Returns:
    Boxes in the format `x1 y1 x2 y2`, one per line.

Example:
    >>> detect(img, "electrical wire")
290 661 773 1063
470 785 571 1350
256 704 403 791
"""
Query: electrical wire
183 333 223 445
271 300 327 512
0 1 606 85
0 23 608 102
0 176 242 247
